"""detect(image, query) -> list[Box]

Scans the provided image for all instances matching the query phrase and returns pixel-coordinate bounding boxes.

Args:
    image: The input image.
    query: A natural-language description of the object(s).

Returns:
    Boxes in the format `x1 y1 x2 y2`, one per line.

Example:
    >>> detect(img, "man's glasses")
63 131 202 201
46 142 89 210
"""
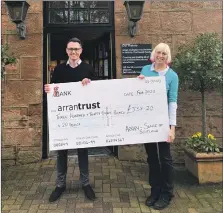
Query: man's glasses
67 48 82 52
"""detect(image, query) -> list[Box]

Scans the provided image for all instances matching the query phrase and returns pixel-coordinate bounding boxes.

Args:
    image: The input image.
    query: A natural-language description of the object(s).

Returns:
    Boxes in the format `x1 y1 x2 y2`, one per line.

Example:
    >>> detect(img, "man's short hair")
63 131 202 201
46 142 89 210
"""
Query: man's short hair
67 37 82 47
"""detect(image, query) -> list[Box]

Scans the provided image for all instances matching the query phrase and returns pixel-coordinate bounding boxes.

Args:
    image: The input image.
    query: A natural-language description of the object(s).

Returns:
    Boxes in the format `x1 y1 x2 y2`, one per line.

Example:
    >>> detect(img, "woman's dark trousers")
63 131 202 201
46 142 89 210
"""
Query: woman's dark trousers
144 142 174 199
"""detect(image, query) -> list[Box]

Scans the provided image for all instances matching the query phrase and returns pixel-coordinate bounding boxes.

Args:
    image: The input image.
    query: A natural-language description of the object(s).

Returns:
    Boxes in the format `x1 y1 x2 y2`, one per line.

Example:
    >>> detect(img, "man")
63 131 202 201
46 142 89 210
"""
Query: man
44 37 96 202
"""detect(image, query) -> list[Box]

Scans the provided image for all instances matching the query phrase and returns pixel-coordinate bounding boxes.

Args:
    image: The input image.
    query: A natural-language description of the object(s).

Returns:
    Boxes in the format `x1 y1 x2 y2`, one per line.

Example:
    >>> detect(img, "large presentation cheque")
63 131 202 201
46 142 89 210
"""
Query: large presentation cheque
47 77 169 151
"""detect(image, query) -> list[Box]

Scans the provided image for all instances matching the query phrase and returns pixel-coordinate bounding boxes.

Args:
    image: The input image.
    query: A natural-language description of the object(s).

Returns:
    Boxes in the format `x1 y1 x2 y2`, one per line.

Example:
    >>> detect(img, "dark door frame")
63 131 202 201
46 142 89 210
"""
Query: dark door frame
42 2 117 159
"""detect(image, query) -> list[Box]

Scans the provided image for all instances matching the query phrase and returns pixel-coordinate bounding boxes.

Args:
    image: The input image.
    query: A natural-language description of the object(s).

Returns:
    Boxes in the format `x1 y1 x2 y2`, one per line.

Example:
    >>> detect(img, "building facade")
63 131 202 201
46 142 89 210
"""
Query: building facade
1 1 222 165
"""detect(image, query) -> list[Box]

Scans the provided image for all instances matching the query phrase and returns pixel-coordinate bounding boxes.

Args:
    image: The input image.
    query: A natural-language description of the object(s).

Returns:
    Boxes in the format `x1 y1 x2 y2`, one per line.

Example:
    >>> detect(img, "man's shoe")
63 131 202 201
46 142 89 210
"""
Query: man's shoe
145 195 159 207
49 186 66 202
82 184 96 200
153 195 172 210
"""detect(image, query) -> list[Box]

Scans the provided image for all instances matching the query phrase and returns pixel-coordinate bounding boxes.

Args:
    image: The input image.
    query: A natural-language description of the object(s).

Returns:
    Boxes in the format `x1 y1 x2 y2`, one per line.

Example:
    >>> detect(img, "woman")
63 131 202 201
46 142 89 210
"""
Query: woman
138 43 179 210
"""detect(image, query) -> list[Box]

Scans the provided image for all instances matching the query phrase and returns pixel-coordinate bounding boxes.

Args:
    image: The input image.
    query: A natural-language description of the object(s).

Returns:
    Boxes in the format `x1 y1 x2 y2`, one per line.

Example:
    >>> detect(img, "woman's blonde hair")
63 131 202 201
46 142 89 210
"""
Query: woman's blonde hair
150 43 172 64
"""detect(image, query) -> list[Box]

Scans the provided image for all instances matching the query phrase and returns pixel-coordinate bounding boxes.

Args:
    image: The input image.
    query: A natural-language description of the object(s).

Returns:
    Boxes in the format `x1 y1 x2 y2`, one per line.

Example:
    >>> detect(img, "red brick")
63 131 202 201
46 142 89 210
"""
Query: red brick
176 117 203 138
178 1 220 9
1 2 7 14
2 34 42 57
5 74 21 80
2 107 28 120
1 14 16 33
3 128 41 146
1 1 222 165
178 100 202 117
28 104 42 116
26 13 43 34
29 115 42 128
1 147 15 160
115 13 128 36
172 34 195 56
18 146 41 151
4 120 28 128
138 12 162 34
28 104 42 128
204 1 222 9
151 35 173 51
32 128 42 146
115 12 162 36
21 57 42 80
161 12 192 34
115 1 126 12
178 96 222 117
5 80 42 106
27 0 43 13
5 63 19 75
151 1 179 10
176 115 222 139
179 91 221 100
192 10 222 33
208 116 222 138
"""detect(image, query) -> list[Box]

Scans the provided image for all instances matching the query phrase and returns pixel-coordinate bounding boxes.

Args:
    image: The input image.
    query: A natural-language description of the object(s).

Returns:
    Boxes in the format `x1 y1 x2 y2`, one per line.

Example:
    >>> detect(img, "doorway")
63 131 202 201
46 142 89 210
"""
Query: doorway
45 32 116 157
48 32 113 80
42 1 117 158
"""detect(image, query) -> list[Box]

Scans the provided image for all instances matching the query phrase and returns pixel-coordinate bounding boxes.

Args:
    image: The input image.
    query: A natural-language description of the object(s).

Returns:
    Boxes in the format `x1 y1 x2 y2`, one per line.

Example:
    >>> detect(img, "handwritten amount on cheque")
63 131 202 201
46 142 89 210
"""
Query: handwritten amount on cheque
54 104 154 121
52 104 162 134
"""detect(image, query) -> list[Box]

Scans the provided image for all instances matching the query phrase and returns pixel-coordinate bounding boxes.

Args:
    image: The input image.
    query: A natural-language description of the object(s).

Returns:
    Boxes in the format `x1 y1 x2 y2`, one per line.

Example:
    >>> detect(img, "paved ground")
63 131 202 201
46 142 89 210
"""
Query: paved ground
1 156 223 213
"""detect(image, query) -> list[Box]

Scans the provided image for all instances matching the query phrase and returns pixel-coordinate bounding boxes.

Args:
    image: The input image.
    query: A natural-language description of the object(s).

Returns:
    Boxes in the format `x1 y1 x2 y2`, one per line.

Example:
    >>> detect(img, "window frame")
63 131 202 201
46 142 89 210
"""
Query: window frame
44 1 113 27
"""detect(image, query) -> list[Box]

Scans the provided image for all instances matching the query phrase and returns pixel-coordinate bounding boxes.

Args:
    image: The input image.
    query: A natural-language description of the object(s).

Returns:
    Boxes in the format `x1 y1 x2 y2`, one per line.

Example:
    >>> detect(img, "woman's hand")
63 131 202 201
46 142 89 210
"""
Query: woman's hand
44 84 51 93
138 74 145 79
82 78 91 86
167 126 175 143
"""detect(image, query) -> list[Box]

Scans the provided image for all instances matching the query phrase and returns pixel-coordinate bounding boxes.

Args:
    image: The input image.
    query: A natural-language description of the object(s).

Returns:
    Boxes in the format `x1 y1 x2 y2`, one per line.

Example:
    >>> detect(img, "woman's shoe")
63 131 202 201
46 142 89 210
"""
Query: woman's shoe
145 195 159 207
153 195 172 210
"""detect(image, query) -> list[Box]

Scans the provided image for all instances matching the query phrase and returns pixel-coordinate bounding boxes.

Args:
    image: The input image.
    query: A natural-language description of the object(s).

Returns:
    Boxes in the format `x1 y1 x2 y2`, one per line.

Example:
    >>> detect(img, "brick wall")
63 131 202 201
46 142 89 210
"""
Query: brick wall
1 1 222 165
114 1 222 164
1 1 43 165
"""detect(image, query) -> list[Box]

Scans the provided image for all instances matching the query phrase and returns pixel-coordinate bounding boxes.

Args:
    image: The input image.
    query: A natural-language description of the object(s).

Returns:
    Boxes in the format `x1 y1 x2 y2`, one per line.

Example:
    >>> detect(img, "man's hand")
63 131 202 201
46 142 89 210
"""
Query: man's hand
167 127 175 143
44 84 51 93
82 78 91 86
138 74 145 79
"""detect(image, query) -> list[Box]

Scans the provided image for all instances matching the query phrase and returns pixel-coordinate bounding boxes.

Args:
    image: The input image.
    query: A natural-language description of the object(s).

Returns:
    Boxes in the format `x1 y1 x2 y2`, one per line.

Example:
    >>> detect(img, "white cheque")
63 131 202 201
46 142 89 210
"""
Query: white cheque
47 77 169 151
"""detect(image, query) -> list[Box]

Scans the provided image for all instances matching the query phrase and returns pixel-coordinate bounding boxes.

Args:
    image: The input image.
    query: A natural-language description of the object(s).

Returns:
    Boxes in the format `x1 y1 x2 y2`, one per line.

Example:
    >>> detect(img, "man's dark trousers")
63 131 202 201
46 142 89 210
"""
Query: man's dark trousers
144 142 174 198
56 148 89 187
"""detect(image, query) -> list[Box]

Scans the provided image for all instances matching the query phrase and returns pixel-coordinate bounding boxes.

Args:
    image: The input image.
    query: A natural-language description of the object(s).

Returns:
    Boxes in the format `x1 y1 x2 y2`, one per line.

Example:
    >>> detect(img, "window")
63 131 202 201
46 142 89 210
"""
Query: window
47 1 110 24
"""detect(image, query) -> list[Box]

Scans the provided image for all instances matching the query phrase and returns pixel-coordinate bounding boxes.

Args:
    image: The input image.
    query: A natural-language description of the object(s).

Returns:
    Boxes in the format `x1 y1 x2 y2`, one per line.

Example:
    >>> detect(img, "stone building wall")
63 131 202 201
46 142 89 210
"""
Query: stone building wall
1 1 222 165
1 1 43 165
114 1 222 164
